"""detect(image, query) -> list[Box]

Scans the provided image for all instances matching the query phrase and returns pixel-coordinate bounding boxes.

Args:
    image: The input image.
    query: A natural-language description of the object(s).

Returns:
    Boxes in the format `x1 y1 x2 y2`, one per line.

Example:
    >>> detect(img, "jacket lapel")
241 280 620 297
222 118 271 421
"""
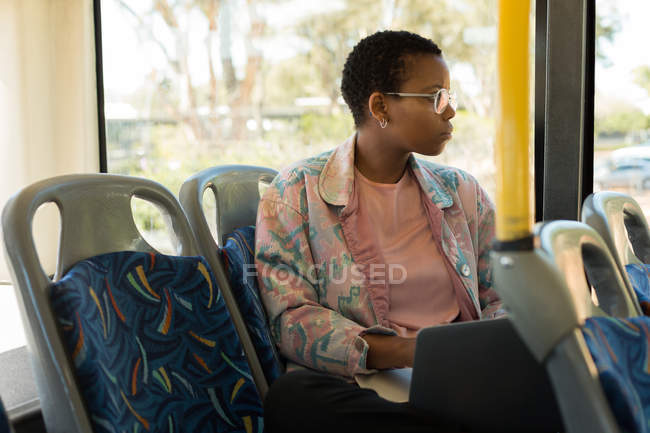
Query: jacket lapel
410 157 481 317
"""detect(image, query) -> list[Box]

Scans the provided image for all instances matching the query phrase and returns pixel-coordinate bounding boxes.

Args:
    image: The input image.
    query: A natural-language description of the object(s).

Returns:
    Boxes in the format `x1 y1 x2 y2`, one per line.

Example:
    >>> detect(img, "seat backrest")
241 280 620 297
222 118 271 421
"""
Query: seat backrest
533 220 650 431
493 221 650 433
180 165 278 398
221 227 284 383
536 220 642 318
2 174 200 433
580 315 650 433
545 328 621 433
582 192 650 267
624 264 650 314
491 244 623 433
180 165 277 247
49 251 264 433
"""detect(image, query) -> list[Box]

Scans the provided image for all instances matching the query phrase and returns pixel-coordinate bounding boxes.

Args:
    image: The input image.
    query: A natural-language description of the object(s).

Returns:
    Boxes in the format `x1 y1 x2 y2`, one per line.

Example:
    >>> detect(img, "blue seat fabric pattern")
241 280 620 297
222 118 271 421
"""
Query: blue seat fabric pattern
50 251 264 433
626 264 650 316
582 316 650 433
221 226 284 384
0 398 11 433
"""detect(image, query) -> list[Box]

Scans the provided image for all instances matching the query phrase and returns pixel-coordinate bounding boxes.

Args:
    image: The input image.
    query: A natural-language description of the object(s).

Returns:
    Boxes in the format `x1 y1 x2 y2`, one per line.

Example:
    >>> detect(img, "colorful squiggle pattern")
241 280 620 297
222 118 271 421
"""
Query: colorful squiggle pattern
626 264 650 316
50 252 264 433
583 316 650 433
222 226 284 384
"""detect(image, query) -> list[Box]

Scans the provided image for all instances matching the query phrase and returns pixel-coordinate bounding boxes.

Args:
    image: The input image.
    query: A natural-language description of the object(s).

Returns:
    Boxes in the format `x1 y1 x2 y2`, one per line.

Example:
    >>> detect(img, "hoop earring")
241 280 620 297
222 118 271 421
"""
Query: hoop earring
379 118 388 129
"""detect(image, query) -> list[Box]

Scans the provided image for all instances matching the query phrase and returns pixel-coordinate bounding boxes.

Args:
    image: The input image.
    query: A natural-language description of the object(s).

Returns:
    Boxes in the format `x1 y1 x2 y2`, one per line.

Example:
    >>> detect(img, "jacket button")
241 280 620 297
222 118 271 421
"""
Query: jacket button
461 264 471 277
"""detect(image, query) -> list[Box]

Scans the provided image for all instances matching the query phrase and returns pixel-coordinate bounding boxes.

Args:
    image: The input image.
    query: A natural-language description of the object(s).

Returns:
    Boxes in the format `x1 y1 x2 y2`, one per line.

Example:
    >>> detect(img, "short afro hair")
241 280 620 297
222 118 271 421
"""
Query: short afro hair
341 30 442 127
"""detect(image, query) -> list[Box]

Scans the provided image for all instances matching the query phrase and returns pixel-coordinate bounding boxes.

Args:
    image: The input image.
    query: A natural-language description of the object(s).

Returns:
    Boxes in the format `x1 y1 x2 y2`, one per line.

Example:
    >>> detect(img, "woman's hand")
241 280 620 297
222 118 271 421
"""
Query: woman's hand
361 334 416 370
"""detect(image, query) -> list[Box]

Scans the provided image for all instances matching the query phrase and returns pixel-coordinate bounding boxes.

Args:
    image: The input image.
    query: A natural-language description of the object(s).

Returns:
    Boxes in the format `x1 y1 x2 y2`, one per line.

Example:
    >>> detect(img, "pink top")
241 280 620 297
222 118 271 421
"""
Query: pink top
354 167 460 337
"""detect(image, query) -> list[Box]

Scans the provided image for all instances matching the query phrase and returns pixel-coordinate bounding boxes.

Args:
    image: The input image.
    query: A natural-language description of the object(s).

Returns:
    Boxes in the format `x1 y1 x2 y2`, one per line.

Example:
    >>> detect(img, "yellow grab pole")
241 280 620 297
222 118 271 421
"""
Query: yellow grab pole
495 0 532 242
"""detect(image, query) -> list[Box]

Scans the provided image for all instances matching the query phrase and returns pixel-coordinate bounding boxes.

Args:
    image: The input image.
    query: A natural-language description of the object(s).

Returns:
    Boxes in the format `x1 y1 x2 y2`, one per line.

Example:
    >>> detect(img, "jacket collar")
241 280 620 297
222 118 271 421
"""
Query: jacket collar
318 134 454 210
408 156 454 210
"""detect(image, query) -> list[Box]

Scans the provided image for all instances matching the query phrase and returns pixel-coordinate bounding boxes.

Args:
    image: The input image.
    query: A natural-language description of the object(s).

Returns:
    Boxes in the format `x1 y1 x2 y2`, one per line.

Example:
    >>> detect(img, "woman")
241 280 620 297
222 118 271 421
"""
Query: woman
255 30 503 432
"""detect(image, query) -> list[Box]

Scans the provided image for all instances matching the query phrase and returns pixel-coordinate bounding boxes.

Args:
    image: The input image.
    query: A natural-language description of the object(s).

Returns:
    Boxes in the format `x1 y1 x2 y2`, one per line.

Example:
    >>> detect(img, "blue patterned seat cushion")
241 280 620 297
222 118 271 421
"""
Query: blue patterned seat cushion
582 316 650 433
626 264 650 315
0 398 10 433
222 227 284 384
50 252 264 433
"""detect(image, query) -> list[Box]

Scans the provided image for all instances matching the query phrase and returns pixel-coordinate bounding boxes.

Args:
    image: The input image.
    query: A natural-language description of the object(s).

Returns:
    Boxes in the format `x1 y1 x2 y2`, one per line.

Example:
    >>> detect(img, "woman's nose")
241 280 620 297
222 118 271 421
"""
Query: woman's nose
442 104 456 120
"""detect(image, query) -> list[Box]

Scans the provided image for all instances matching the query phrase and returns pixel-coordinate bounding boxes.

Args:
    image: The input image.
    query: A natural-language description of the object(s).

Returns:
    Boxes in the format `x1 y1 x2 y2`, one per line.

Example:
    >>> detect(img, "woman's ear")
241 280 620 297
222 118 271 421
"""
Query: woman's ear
368 91 389 123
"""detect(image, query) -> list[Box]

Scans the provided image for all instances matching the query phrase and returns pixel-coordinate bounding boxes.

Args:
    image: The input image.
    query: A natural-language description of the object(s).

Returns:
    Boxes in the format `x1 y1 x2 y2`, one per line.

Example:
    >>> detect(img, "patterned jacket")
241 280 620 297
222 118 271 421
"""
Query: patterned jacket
255 135 503 378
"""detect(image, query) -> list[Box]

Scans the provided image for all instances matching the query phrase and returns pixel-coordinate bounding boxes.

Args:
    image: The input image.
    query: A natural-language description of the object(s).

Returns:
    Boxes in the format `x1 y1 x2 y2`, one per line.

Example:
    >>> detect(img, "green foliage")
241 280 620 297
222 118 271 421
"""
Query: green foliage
297 112 354 145
107 114 353 232
634 66 650 96
595 1 622 64
595 109 650 136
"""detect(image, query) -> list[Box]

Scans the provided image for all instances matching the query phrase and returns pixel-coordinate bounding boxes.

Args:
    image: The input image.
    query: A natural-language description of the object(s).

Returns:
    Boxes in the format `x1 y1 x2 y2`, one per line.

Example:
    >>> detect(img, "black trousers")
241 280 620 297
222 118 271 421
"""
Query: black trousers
264 370 466 433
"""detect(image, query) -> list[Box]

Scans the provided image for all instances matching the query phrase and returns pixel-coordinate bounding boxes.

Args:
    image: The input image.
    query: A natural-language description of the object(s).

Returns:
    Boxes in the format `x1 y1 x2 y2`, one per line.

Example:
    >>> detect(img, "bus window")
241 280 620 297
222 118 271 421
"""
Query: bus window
99 0 535 241
594 0 650 219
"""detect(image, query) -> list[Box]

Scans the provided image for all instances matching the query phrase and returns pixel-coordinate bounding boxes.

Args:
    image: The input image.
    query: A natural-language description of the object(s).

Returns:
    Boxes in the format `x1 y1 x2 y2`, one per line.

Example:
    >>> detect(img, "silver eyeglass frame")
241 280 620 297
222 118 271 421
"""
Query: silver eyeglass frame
384 89 457 114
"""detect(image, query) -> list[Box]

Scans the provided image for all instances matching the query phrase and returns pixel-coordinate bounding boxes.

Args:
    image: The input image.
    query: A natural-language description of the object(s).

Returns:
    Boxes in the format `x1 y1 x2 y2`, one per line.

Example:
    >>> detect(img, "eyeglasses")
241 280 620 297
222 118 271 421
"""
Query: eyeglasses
384 89 457 115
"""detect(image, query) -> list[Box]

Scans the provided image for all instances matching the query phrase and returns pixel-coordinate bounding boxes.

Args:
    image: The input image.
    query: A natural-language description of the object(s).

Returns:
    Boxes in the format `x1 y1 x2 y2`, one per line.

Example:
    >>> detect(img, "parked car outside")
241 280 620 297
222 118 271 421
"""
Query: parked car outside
594 157 650 191
611 145 650 163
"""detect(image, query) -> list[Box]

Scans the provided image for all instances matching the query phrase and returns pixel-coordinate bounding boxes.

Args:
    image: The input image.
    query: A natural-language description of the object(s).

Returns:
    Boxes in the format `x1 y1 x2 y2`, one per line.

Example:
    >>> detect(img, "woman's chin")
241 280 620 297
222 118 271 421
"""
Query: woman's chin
417 141 447 157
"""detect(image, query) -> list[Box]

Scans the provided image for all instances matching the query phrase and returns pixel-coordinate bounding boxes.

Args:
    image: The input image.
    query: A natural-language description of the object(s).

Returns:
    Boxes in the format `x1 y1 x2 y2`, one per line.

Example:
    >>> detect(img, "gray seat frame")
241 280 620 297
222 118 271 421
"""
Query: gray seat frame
180 165 278 398
537 220 641 318
582 191 650 267
2 174 200 433
181 165 277 247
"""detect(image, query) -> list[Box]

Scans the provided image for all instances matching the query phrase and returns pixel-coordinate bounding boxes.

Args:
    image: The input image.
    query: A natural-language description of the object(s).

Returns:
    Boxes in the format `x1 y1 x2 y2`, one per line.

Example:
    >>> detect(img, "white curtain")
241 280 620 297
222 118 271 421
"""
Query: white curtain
0 0 100 282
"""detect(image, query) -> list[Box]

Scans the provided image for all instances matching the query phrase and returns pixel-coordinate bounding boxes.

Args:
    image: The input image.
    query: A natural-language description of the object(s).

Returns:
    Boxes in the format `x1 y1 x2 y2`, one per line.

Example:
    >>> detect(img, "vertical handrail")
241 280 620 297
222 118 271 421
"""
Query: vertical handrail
495 0 533 246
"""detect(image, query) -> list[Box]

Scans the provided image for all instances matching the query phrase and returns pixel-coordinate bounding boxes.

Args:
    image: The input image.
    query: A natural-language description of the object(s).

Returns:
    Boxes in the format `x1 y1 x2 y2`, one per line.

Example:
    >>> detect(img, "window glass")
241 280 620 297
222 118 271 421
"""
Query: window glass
595 0 650 219
102 0 534 241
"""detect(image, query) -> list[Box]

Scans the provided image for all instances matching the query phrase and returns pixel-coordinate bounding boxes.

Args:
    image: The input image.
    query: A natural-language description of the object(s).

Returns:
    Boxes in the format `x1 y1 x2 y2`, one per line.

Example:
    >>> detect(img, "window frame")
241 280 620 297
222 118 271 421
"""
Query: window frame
537 0 596 221
95 0 108 174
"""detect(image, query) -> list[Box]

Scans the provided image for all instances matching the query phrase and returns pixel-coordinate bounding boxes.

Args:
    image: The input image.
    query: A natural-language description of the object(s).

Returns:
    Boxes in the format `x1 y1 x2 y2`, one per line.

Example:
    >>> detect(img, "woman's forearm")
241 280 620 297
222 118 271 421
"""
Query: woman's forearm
361 334 416 369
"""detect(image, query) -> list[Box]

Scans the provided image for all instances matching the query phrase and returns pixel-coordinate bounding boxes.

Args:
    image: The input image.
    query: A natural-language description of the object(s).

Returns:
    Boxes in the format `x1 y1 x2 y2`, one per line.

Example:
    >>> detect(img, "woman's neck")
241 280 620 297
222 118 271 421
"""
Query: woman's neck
355 129 411 184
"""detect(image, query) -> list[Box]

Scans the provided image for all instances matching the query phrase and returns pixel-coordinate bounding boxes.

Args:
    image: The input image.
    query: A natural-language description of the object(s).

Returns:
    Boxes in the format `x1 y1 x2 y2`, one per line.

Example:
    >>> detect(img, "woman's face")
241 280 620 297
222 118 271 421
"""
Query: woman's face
384 54 456 156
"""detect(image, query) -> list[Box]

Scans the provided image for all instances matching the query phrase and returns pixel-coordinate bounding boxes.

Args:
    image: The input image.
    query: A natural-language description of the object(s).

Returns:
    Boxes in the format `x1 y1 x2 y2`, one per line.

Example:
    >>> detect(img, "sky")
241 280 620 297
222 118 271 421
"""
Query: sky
595 0 650 113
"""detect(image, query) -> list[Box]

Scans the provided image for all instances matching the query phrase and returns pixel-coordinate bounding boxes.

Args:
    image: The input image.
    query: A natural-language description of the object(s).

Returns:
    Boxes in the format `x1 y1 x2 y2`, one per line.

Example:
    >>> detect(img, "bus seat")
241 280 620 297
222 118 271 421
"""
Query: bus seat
581 315 650 433
2 174 263 433
624 265 650 314
221 227 284 382
582 192 650 266
0 397 14 433
583 192 650 313
180 165 277 248
493 223 650 433
536 220 642 318
50 251 264 432
180 165 280 397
